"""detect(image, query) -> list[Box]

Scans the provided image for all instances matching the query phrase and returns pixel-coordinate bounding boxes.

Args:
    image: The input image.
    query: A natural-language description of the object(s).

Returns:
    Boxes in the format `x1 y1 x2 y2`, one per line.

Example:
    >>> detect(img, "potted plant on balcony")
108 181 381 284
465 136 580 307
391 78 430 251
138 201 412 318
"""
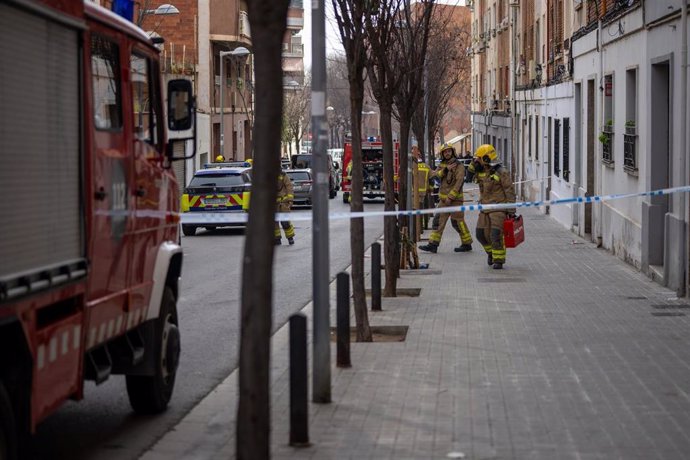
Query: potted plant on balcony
625 120 636 135
603 119 614 133
598 132 609 144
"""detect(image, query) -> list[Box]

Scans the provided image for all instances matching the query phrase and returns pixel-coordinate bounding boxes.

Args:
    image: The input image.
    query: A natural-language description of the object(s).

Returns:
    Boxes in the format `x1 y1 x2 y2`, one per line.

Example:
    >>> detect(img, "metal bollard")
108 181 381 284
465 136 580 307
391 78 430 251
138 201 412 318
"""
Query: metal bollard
336 272 351 368
371 242 382 311
289 314 310 446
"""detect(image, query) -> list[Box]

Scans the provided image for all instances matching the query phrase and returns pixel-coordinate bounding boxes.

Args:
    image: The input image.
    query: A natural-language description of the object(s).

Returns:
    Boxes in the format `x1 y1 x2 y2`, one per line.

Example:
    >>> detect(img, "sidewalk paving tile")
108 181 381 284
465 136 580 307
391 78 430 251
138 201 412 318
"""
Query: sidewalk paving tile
143 207 690 460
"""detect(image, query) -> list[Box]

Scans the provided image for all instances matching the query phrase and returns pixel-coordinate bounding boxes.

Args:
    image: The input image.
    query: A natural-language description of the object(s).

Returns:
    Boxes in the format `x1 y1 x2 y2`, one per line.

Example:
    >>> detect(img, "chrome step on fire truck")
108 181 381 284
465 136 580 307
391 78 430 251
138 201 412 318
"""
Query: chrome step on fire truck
0 1 196 458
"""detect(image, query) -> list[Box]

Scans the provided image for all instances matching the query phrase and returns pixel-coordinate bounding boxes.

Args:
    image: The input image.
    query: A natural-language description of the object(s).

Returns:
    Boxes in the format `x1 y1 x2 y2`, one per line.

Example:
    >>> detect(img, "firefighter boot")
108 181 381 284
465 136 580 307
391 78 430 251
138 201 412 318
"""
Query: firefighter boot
275 239 282 245
492 262 504 270
487 253 493 266
288 237 295 245
454 244 473 252
418 242 438 253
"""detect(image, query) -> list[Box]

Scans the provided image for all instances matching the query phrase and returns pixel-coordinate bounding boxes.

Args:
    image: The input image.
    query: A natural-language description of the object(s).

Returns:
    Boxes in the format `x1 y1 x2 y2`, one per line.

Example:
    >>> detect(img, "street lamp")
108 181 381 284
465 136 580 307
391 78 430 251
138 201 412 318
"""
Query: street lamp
134 2 179 29
145 3 180 14
219 46 250 160
326 106 334 148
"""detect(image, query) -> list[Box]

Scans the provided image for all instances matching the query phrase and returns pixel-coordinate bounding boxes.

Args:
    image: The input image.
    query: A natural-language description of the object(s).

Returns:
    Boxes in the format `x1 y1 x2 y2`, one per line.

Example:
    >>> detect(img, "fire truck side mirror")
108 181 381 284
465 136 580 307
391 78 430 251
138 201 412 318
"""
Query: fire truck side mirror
167 79 194 131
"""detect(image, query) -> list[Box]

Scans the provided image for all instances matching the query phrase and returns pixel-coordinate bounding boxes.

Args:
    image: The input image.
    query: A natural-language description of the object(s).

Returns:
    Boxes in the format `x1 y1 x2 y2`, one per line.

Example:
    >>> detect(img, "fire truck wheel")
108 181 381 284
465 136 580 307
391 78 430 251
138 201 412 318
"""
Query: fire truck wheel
0 382 17 460
342 192 350 204
126 288 180 415
182 225 197 236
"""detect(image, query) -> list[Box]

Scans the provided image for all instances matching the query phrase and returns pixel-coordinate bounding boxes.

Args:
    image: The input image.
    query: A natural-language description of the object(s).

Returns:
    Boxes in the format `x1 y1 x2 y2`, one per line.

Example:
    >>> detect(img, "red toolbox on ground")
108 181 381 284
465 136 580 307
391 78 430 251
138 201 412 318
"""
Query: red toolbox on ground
504 214 525 248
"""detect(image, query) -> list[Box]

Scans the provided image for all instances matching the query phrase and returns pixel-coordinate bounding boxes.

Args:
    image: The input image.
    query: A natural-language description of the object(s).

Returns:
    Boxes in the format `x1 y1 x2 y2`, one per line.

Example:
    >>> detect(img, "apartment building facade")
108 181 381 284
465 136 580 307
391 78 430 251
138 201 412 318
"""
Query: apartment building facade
570 0 689 293
472 0 690 294
139 0 304 169
470 0 515 171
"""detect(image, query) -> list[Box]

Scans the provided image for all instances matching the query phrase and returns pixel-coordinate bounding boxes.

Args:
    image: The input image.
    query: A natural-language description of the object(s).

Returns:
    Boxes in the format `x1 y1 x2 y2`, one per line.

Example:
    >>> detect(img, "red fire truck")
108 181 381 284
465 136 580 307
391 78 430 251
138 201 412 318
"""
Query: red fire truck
341 140 400 204
0 1 195 457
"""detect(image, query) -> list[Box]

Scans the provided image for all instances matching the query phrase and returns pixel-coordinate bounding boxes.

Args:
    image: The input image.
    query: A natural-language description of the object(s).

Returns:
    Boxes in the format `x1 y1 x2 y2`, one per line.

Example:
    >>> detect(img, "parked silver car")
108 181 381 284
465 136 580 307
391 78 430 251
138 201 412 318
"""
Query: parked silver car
285 169 313 207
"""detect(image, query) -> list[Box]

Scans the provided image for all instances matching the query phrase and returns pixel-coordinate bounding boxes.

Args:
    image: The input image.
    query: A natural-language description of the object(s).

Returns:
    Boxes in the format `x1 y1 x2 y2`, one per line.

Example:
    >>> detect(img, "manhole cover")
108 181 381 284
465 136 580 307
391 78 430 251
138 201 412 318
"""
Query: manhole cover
651 304 690 309
330 325 408 343
651 312 686 317
476 278 527 283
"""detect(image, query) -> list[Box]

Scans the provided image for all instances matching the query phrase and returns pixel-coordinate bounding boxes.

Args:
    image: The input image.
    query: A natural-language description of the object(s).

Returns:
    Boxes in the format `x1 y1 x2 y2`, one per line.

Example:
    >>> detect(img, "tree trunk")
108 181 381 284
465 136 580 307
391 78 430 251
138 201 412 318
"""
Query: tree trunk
380 103 399 297
238 1 289 459
397 119 410 235
349 88 372 342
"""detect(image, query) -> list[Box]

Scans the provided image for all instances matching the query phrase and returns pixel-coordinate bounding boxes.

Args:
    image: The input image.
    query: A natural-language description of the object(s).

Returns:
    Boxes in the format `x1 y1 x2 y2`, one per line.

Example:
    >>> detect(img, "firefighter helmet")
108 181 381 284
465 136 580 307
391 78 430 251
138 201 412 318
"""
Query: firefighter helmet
439 143 456 158
215 154 226 162
474 144 498 163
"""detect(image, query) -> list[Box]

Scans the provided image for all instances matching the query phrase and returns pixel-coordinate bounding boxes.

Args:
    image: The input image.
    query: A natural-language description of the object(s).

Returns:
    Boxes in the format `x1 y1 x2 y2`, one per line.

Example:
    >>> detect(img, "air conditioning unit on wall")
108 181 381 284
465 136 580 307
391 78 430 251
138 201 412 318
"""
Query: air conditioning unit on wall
509 0 519 5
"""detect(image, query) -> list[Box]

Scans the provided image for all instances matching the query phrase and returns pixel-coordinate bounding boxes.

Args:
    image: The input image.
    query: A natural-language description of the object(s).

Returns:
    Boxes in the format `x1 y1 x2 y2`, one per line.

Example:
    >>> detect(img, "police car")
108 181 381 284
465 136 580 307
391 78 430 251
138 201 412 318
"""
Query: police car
180 162 252 236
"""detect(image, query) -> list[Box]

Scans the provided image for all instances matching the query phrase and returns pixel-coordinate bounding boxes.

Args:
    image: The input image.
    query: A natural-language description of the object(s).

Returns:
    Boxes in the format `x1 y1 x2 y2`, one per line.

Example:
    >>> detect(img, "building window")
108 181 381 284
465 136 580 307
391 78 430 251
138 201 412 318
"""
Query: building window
563 118 570 181
528 116 532 157
602 74 614 163
536 117 541 160
624 68 638 172
554 118 561 177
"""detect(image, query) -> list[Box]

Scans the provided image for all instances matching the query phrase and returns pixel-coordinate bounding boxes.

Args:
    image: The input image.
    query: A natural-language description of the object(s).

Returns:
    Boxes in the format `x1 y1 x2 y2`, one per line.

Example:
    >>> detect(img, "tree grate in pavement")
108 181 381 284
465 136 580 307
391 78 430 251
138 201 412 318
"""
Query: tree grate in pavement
476 278 527 283
330 325 408 342
650 304 690 309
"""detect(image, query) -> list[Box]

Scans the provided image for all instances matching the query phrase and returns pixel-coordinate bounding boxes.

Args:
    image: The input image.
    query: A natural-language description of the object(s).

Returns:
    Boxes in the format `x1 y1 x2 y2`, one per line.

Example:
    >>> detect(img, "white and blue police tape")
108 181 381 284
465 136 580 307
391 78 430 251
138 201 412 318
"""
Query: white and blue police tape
180 184 690 225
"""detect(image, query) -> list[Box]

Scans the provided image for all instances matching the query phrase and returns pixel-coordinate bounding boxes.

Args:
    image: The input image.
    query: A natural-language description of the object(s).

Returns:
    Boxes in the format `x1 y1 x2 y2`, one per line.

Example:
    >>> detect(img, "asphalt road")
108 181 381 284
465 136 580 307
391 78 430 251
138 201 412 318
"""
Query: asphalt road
32 195 385 460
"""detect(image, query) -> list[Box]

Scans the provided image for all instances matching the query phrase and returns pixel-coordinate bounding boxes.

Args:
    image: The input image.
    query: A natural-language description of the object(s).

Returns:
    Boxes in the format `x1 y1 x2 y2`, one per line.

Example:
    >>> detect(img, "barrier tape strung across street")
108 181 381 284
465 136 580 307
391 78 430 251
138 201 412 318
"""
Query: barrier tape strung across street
180 184 690 225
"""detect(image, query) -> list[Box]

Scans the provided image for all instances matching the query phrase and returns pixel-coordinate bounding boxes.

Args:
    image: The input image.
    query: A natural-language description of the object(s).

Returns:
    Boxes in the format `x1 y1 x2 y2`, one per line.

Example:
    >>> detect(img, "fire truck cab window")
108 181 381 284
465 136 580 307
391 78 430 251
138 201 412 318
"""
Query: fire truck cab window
91 34 122 130
131 54 151 142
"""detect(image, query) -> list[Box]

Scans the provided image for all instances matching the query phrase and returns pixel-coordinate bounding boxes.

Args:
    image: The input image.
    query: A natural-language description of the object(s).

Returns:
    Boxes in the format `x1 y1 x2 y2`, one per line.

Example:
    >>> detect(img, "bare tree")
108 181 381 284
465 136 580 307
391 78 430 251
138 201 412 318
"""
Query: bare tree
326 54 352 147
392 1 435 231
283 79 311 157
238 1 290 458
332 0 373 342
364 0 406 297
412 6 470 163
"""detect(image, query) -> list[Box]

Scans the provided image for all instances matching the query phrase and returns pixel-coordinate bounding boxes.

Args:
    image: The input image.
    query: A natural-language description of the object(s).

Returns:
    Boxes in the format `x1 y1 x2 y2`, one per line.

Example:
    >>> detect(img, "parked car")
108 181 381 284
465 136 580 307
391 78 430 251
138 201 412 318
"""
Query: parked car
291 153 338 199
285 169 313 207
180 166 252 235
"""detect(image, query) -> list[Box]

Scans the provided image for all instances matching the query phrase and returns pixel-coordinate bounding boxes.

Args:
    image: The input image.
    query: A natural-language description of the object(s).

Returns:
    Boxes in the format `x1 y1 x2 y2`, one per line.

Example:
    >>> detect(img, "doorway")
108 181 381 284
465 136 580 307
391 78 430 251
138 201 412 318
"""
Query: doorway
585 79 595 235
574 83 582 228
647 61 671 268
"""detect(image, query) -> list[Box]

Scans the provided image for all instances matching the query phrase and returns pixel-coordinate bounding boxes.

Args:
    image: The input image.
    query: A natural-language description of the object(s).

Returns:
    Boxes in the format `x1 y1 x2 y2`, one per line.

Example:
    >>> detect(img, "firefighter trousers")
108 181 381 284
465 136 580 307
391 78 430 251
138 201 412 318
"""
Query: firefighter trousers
274 202 295 240
476 211 506 263
429 199 473 246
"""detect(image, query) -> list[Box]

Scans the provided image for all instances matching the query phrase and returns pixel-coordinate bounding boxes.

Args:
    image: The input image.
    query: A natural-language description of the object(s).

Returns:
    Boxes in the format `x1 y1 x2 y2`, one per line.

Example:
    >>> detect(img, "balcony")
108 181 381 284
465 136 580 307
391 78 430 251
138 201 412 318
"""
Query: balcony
209 2 251 44
287 17 304 29
623 124 637 173
600 125 614 164
282 42 304 57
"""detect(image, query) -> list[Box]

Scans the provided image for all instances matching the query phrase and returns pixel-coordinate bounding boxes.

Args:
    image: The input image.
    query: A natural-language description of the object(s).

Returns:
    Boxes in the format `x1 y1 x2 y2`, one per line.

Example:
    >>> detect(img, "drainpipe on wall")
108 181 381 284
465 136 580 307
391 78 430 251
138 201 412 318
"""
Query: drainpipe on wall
596 15 604 247
681 0 688 297
511 2 518 186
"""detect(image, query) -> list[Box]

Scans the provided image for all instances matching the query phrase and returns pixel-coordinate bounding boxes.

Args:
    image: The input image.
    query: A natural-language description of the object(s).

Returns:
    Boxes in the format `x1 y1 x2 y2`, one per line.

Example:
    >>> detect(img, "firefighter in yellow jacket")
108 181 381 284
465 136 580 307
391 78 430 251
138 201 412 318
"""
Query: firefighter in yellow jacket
275 170 296 245
469 144 516 269
418 144 473 253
